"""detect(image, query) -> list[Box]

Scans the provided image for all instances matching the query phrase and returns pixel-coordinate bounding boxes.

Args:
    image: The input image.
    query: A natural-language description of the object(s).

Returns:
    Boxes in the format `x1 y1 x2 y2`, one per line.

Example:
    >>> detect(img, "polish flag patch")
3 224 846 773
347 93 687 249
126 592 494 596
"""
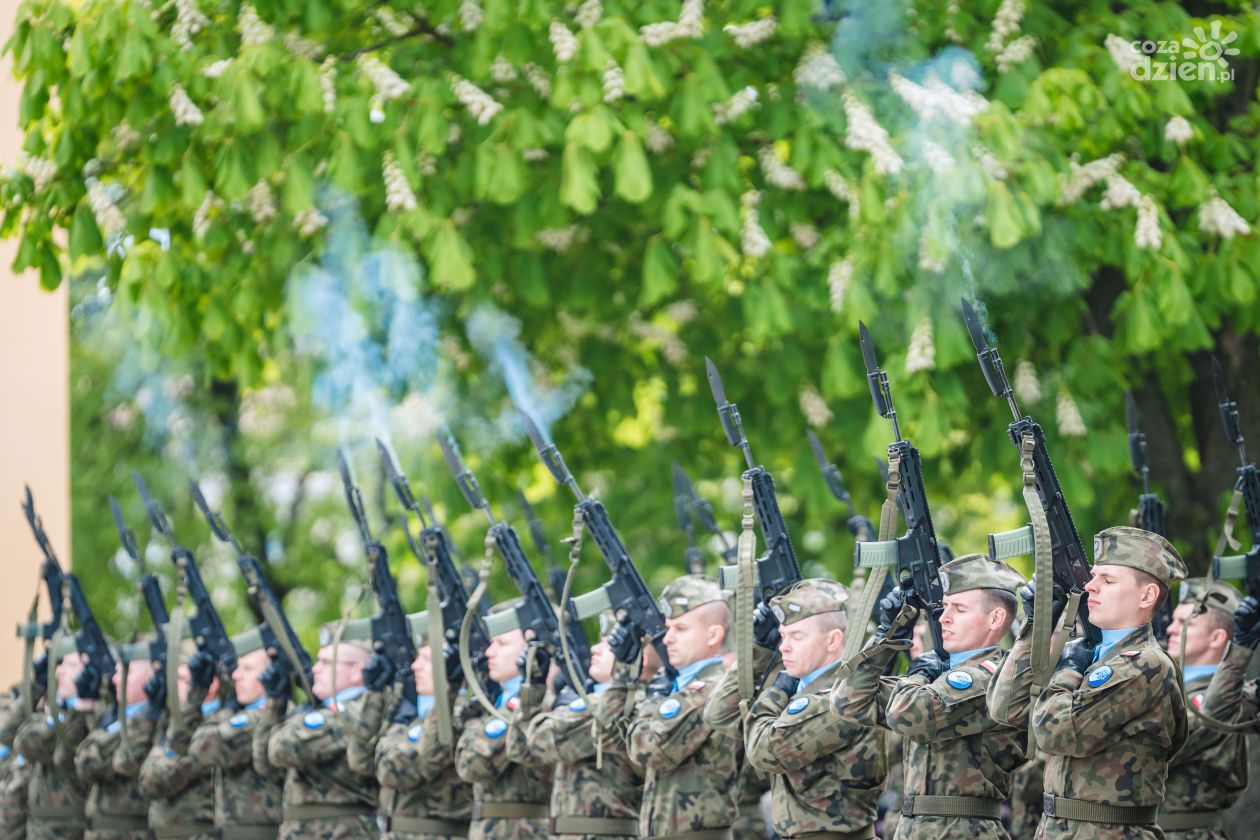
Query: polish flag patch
978 660 998 674
506 697 520 711
688 681 706 691
1120 650 1142 657
1193 693 1205 709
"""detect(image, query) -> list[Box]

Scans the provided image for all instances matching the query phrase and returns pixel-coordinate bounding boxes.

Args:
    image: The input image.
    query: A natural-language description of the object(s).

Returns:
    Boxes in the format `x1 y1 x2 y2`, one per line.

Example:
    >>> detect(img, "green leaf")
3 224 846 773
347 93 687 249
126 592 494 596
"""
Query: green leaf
623 43 665 100
613 132 652 204
68 203 103 261
986 182 1024 249
640 236 677 306
233 73 267 132
213 142 252 201
180 156 208 210
282 156 315 213
327 132 362 192
1167 155 1208 207
425 221 475 290
475 142 526 204
560 144 600 215
140 167 174 214
565 110 613 153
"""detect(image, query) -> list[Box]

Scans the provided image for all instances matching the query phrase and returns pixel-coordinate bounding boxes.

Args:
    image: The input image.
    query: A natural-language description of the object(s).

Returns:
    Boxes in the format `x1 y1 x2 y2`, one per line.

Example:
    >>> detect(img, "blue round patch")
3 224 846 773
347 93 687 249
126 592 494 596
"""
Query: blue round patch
568 697 588 713
165 748 175 758
946 671 974 690
786 696 810 715
105 720 121 735
302 711 326 730
658 697 681 719
484 718 507 739
229 713 250 729
407 724 423 742
15 756 25 768
44 716 54 729
1087 665 1113 688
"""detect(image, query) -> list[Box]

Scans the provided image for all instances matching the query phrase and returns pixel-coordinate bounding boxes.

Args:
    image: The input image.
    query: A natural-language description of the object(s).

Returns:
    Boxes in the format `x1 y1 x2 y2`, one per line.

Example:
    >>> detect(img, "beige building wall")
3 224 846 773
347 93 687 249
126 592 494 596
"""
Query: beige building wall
0 0 70 683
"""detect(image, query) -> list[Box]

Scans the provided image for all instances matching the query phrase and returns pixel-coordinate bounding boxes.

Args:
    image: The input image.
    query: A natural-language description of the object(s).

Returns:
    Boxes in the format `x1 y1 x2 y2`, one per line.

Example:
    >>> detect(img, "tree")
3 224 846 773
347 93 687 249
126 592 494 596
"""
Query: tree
5 0 1260 641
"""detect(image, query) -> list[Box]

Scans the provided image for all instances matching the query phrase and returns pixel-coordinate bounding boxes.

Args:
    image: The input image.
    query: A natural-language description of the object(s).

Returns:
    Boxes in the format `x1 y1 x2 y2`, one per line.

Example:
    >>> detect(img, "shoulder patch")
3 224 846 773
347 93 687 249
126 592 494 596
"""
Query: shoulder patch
483 717 507 739
1087 665 1113 688
1120 649 1142 657
945 671 974 689
44 716 54 729
786 696 810 715
567 697 588 713
229 712 250 729
302 711 326 730
407 724 423 742
658 697 681 719
105 720 121 735
978 660 998 674
1193 692 1205 709
505 696 519 712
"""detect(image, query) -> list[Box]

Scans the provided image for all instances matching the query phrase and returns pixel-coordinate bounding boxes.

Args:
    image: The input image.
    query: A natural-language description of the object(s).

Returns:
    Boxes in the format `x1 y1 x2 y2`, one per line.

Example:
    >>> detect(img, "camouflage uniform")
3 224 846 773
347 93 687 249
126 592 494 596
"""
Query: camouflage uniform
14 703 89 840
987 527 1189 839
0 691 30 840
187 700 283 837
455 678 553 840
505 681 641 840
137 685 231 840
731 772 770 840
1007 751 1045 839
258 689 379 839
74 703 159 839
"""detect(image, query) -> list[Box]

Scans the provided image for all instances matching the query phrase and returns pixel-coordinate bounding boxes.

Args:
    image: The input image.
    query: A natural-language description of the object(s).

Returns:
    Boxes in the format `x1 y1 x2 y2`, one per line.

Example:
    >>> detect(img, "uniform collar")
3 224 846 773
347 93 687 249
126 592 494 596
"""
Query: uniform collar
124 701 149 719
323 686 366 710
672 656 722 693
1095 627 1144 663
416 694 435 719
241 696 265 712
496 676 523 709
796 657 842 694
200 699 221 715
1182 664 1218 686
592 682 611 694
948 646 995 668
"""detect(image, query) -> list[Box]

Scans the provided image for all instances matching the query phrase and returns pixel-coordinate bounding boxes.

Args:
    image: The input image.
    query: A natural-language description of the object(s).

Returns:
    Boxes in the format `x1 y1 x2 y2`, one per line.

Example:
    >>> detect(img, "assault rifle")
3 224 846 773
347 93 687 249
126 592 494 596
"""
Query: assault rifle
672 464 707 575
519 491 566 603
523 412 677 682
857 322 947 660
806 430 877 543
439 432 592 688
337 450 417 705
132 472 237 677
672 463 738 573
704 358 802 601
1209 360 1260 597
109 496 169 666
21 486 65 640
188 481 314 697
961 299 1100 645
1125 393 1171 639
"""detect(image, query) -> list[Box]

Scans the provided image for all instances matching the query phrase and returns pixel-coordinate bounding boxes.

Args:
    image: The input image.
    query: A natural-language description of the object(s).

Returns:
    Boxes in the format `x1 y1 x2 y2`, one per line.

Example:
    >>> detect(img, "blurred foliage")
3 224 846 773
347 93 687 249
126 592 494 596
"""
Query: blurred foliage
9 0 1260 642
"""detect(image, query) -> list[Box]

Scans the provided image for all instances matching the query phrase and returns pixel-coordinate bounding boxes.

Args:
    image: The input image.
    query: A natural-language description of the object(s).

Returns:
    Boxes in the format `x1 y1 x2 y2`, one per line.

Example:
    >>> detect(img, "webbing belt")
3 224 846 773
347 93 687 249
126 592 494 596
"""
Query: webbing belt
388 814 470 836
1042 795 1157 825
795 828 875 840
152 821 214 839
549 815 638 836
652 831 732 840
902 795 1002 819
283 803 373 821
214 825 278 839
1157 810 1224 831
471 802 549 820
30 805 84 822
86 813 148 831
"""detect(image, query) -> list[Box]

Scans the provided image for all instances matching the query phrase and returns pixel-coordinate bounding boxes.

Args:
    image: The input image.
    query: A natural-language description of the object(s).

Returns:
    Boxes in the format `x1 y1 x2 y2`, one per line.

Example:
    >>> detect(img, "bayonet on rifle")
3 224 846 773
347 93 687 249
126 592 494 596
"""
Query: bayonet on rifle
1209 360 1260 597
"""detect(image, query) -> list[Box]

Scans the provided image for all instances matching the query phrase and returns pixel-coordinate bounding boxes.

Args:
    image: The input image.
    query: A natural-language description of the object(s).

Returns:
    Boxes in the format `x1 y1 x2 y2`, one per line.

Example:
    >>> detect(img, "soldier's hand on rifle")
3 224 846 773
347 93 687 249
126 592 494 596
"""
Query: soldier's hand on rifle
1055 638 1095 674
32 652 48 690
1019 579 1067 634
362 653 393 692
187 650 217 691
390 695 419 726
143 669 166 718
876 586 917 641
74 663 103 700
608 618 642 664
645 672 672 699
260 660 291 700
771 670 799 696
752 603 782 650
906 652 947 682
518 642 551 687
1234 596 1260 650
440 643 465 691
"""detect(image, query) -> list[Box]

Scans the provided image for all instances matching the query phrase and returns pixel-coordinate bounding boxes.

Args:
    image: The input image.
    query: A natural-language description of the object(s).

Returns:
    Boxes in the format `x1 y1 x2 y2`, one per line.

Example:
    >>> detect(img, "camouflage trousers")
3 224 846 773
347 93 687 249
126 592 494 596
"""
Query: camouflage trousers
732 809 770 839
278 815 378 839
893 815 1009 840
26 819 84 840
85 832 148 840
1035 817 1162 840
1159 830 1227 840
468 817 550 839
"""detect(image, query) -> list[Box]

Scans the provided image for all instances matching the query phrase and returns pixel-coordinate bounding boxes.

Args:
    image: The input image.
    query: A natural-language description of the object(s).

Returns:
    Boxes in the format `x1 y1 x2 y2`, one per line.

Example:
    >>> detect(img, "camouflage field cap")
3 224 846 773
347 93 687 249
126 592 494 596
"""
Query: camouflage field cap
231 626 266 657
1180 577 1240 616
941 553 1025 595
1093 526 1187 586
769 578 849 626
658 575 725 619
318 618 373 651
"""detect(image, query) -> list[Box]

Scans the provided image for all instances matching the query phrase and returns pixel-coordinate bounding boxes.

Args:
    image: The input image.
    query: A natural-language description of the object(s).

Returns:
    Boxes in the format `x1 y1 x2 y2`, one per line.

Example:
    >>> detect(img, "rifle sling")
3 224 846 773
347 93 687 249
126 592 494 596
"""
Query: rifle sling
254 590 314 702
1214 487 1244 558
22 594 38 718
736 476 757 706
841 451 902 666
423 530 453 748
558 511 599 767
459 535 504 721
167 571 188 737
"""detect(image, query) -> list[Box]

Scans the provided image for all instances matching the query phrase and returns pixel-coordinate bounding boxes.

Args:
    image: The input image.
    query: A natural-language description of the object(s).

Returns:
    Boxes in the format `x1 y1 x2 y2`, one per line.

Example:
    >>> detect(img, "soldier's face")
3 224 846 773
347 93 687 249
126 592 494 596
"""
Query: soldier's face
663 607 726 669
312 644 369 698
778 615 844 678
412 645 435 695
909 621 928 660
940 590 1006 653
122 660 155 704
486 630 527 683
1166 604 1227 665
54 652 86 699
1085 564 1161 629
232 650 272 706
589 639 615 684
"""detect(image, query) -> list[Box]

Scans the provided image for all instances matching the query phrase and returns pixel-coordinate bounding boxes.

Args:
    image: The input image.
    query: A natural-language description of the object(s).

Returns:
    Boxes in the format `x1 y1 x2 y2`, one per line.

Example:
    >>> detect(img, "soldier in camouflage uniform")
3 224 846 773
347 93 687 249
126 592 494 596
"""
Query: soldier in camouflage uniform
15 645 90 839
988 526 1188 839
73 648 160 840
1159 580 1257 838
606 575 740 839
256 630 379 839
505 627 642 840
835 556 1025 839
455 611 553 840
1 686 31 840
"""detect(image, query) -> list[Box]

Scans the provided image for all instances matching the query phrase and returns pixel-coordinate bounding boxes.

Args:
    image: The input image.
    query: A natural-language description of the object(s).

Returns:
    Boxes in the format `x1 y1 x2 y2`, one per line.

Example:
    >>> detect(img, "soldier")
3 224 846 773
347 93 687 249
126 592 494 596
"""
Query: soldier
1 685 31 840
988 526 1188 838
73 647 160 840
736 578 886 839
255 628 379 838
15 643 90 840
608 574 740 839
455 615 553 839
1159 581 1258 838
506 625 642 840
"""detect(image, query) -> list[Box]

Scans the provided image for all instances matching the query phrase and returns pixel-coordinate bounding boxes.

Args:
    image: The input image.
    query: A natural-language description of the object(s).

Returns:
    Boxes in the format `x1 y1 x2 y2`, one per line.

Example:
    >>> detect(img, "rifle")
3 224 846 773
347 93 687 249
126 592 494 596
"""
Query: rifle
857 322 947 660
132 473 237 678
522 412 677 682
439 431 592 689
1125 393 1172 639
21 486 65 639
337 450 418 705
1209 360 1260 598
672 463 738 573
672 464 707 575
188 481 315 699
109 496 169 666
807 430 877 543
519 491 566 603
961 299 1100 645
704 358 802 600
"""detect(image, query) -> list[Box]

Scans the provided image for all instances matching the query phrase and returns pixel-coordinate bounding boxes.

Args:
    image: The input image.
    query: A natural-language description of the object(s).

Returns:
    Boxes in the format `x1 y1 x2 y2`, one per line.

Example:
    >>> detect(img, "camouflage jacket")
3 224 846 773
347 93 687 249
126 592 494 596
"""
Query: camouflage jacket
988 627 1187 837
455 687 553 840
137 688 229 838
0 695 29 840
1162 641 1253 836
736 659 884 838
505 683 640 839
73 705 158 838
699 650 771 840
620 658 740 837
15 706 89 840
185 703 283 832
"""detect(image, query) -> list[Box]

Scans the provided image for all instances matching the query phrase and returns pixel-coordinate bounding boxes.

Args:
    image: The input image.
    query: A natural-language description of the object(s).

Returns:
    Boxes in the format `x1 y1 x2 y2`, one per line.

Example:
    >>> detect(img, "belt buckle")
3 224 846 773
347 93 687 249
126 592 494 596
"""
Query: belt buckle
1042 793 1055 818
901 795 914 817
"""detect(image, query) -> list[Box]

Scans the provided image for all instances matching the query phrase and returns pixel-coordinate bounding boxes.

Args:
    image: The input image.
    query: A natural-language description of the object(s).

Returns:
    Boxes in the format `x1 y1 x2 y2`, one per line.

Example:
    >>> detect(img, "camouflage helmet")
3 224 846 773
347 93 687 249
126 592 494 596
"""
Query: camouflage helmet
941 553 1025 595
1093 526 1186 587
658 575 726 619
1179 577 1241 617
769 578 849 626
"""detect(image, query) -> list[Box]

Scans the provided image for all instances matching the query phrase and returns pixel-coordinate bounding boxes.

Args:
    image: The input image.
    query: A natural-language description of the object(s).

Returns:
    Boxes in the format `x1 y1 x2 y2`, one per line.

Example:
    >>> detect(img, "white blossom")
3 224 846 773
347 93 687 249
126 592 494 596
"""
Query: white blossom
550 21 578 63
641 0 703 46
172 0 209 50
202 58 232 79
19 152 56 191
843 92 903 176
1056 390 1086 437
1014 361 1041 404
459 0 483 31
450 75 503 124
85 178 125 239
294 207 328 237
724 17 776 49
283 31 322 60
112 123 141 149
758 146 805 190
905 317 936 373
602 60 624 103
740 191 771 258
889 72 988 126
536 224 589 252
382 151 417 212
944 0 963 44
193 191 222 239
375 8 411 38
239 4 274 45
986 0 1024 52
996 35 1036 72
921 139 955 174
319 58 336 113
248 181 277 223
446 123 462 145
714 86 758 125
575 0 602 29
1105 34 1141 73
971 144 1008 180
418 152 437 176
358 55 410 100
523 63 551 98
490 54 518 83
1164 116 1193 146
799 386 833 428
1099 174 1141 210
790 223 819 250
827 259 852 313
646 124 674 154
1057 152 1124 205
1134 195 1161 250
169 84 204 126
917 232 946 274
793 43 845 90
522 148 549 162
1199 190 1252 240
